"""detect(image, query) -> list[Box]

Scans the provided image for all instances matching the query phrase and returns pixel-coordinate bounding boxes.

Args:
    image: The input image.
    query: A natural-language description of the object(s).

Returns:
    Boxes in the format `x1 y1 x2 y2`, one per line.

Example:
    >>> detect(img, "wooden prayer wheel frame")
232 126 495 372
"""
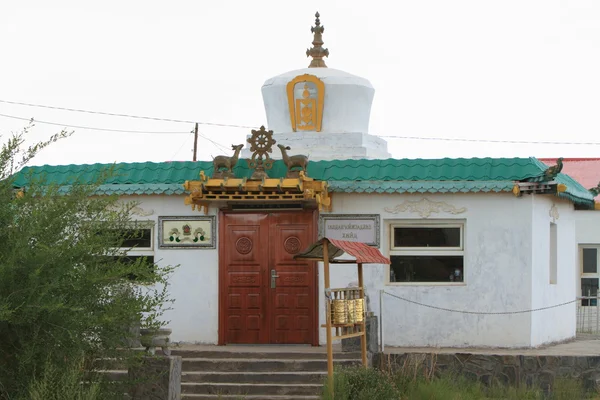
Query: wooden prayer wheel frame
294 237 391 397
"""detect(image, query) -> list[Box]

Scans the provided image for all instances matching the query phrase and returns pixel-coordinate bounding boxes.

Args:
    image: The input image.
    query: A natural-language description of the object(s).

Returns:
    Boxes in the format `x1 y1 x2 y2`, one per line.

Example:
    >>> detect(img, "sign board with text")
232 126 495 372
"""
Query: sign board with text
318 214 380 247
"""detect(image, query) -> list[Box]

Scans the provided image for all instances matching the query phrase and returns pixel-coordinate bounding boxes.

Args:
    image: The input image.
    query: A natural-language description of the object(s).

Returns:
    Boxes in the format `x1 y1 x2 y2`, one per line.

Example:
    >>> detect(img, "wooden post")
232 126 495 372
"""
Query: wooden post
192 123 198 162
323 239 334 397
358 262 367 367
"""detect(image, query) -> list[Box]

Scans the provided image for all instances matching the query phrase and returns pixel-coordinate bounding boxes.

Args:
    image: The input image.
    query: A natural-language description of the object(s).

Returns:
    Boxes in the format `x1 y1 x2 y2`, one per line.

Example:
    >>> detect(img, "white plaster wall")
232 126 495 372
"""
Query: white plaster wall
322 192 536 348
529 196 577 346
118 191 579 348
575 211 600 245
120 195 219 344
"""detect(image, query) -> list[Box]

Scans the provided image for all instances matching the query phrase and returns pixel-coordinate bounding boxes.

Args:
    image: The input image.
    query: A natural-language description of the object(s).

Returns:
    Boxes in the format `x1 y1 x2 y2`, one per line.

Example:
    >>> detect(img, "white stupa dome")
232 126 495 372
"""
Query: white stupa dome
262 67 375 136
242 12 390 161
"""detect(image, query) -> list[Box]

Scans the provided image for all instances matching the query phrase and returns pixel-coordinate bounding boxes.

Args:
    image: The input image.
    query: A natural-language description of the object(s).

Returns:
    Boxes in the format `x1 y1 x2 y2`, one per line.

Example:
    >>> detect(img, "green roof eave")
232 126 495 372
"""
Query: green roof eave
327 180 515 194
555 173 595 207
8 157 596 207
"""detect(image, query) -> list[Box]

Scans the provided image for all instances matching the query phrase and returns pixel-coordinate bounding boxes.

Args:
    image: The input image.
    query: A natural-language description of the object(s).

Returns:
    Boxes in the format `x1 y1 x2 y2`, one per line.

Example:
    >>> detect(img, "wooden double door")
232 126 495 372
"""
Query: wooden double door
218 211 318 345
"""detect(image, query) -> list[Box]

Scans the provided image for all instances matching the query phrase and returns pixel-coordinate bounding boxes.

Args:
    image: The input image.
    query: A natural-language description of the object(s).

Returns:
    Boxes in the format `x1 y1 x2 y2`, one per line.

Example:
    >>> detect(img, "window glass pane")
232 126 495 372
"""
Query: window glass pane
390 255 463 283
581 278 599 306
583 248 597 273
393 227 460 248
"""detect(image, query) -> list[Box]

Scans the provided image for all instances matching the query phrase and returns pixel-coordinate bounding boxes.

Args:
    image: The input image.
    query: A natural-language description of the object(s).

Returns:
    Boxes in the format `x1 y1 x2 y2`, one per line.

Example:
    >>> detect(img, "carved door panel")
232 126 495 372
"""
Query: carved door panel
268 212 317 345
219 211 316 345
219 213 269 344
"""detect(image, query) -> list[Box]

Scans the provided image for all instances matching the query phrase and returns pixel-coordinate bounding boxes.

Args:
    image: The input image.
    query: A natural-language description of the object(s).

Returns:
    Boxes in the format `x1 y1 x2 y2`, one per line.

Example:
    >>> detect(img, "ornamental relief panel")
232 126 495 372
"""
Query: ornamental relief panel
231 275 256 284
284 236 302 255
235 237 253 255
549 203 559 223
384 198 467 219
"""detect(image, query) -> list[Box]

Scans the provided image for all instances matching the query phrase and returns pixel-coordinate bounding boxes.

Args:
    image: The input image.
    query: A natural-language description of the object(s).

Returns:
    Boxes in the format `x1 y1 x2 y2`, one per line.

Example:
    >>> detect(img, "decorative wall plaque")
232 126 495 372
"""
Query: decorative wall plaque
158 216 216 249
318 214 380 247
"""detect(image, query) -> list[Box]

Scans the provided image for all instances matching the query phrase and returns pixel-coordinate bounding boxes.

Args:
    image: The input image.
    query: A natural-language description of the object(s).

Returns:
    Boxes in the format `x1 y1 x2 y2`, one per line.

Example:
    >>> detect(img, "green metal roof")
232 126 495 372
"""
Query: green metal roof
10 157 595 206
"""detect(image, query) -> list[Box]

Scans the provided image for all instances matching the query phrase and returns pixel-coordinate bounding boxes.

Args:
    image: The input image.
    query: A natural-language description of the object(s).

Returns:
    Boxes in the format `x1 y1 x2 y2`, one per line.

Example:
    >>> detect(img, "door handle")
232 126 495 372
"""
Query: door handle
270 269 279 289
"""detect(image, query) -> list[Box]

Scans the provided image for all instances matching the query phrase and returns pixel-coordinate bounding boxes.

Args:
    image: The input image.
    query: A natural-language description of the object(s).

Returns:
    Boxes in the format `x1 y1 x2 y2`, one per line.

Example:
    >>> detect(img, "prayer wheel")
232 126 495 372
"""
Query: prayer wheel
331 299 347 324
353 298 364 323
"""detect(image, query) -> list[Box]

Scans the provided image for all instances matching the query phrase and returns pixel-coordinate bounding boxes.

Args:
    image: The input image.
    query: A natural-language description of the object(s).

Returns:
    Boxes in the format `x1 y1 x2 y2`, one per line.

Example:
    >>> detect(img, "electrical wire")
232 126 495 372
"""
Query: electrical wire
0 99 258 129
4 98 598 146
169 133 193 161
379 135 600 146
0 112 234 155
0 113 190 135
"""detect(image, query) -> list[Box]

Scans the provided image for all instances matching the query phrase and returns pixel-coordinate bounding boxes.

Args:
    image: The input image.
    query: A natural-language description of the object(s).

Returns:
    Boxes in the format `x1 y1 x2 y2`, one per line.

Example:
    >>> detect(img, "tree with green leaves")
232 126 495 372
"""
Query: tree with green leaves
0 124 175 399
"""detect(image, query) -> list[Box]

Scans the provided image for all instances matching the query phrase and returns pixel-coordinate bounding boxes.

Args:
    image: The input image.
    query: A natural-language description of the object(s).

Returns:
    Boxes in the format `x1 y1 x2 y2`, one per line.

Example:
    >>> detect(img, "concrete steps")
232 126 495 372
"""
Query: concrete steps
177 349 361 400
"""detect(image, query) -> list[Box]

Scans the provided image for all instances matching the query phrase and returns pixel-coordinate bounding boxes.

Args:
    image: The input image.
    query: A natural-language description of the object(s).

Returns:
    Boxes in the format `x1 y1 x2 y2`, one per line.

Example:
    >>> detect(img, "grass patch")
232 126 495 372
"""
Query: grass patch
322 366 600 400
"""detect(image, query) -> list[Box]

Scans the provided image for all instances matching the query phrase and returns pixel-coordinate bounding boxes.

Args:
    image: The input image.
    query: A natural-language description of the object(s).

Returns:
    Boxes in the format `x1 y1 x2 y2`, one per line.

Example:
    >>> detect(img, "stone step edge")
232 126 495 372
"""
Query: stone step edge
182 358 359 362
182 395 320 399
172 351 362 356
181 383 323 387
183 371 327 375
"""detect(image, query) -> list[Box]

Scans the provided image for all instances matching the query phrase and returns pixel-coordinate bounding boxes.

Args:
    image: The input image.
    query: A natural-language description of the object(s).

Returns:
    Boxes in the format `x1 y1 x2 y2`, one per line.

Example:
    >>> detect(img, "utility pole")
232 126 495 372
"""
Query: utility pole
192 123 198 162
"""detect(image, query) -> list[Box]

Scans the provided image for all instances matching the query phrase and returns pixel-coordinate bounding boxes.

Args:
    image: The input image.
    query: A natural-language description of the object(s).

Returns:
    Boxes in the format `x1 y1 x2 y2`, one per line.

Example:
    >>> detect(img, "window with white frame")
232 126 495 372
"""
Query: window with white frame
580 245 600 306
389 222 464 283
107 222 156 281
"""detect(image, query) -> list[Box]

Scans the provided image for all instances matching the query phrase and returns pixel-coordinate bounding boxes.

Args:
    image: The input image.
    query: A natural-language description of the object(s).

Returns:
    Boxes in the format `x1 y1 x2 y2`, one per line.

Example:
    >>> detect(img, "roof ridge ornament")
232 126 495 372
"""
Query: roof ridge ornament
306 12 329 68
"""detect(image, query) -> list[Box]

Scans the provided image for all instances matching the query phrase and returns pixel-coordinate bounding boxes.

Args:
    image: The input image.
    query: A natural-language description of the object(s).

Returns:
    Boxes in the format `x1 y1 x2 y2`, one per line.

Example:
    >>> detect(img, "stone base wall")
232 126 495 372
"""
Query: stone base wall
373 352 600 390
128 356 182 400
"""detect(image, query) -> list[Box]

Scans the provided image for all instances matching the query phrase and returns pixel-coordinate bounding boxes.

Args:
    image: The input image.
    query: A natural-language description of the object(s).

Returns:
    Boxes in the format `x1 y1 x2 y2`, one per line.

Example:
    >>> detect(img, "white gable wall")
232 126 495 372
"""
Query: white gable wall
529 195 577 346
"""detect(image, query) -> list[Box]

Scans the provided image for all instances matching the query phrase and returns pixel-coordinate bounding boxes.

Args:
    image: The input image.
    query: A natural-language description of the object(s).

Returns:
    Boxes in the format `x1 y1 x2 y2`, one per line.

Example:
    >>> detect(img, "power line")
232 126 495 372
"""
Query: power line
380 135 600 146
0 99 258 129
5 98 597 146
169 133 193 161
0 113 190 135
0 112 233 154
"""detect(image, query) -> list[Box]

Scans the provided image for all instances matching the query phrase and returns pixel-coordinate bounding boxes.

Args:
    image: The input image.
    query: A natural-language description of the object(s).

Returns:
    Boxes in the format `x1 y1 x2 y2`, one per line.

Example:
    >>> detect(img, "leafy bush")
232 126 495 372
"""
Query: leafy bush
25 355 102 400
0 125 175 399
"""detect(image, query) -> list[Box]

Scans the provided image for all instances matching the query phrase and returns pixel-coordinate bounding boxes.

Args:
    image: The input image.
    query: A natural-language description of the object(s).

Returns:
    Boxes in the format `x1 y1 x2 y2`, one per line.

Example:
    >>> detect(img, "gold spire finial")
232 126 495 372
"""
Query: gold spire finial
306 12 329 68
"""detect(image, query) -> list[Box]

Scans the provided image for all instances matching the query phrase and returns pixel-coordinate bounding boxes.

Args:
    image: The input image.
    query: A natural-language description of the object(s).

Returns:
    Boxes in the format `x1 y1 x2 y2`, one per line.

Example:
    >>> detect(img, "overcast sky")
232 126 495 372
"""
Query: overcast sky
1 0 599 166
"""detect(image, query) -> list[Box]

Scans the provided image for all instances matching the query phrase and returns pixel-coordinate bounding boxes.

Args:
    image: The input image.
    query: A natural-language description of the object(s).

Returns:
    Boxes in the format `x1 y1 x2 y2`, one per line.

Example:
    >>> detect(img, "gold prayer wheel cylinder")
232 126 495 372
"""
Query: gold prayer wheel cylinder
353 298 365 323
332 300 347 324
346 299 356 323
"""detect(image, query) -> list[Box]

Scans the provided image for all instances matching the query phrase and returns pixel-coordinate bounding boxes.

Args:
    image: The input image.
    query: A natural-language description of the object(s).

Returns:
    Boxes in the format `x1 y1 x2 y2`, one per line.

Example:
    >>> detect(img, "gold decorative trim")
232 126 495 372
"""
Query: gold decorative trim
183 170 332 213
286 74 325 132
384 198 467 219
